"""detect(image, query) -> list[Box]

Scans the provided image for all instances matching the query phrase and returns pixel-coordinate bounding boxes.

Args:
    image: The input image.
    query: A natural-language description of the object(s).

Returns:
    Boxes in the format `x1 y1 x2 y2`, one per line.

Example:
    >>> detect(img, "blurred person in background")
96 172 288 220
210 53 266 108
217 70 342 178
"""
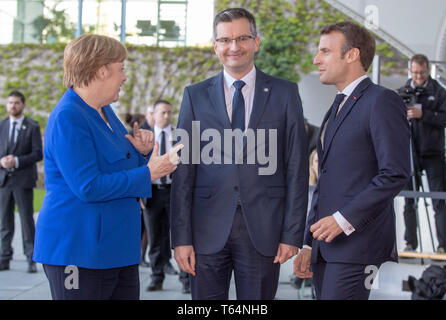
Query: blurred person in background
398 54 446 254
0 90 43 273
143 99 190 294
141 105 155 130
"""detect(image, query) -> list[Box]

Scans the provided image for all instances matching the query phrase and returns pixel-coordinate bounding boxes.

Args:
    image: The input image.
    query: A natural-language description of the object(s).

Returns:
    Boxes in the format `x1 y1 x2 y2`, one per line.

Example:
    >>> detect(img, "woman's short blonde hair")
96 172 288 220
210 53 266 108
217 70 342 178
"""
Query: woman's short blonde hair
63 34 127 88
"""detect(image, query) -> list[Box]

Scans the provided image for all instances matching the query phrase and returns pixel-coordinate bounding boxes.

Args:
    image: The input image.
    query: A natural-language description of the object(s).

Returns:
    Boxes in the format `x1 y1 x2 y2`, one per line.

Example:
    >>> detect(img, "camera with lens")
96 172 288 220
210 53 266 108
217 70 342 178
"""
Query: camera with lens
397 86 425 106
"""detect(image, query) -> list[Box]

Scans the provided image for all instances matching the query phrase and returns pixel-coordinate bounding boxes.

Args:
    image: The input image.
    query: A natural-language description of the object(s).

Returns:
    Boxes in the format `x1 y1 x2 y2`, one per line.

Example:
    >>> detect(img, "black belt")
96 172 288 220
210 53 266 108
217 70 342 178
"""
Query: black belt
153 184 171 190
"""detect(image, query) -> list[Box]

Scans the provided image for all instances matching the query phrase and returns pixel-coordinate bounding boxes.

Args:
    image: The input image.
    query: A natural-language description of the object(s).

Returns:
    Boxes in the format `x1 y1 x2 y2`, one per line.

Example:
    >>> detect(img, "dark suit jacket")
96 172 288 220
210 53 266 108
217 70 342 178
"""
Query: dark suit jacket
0 116 43 188
304 78 411 265
171 68 309 256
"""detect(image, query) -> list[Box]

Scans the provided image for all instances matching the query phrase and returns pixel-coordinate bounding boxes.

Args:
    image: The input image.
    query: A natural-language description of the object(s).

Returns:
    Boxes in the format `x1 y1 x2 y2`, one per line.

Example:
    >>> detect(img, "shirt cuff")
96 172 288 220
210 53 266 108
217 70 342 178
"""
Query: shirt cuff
302 245 312 250
14 157 19 169
333 211 355 236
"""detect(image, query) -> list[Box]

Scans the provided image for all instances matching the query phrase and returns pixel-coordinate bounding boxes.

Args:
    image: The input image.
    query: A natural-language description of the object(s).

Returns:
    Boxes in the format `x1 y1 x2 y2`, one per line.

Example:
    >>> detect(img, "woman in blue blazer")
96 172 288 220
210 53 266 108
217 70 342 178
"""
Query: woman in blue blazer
33 34 181 300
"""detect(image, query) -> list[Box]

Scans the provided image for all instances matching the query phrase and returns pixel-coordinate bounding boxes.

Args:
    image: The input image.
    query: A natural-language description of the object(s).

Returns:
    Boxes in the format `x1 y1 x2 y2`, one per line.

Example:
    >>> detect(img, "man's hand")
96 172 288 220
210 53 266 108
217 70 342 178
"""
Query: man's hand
125 122 155 156
407 106 422 119
310 216 343 243
274 243 299 264
147 142 183 181
174 245 196 276
294 248 313 279
0 155 15 169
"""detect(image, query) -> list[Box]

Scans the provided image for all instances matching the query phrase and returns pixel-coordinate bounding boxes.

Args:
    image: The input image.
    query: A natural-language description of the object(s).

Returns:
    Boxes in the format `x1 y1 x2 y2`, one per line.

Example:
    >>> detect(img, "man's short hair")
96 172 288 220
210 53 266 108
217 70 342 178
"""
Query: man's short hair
153 99 171 112
321 21 376 72
7 90 25 104
410 54 429 68
63 34 127 88
213 8 257 39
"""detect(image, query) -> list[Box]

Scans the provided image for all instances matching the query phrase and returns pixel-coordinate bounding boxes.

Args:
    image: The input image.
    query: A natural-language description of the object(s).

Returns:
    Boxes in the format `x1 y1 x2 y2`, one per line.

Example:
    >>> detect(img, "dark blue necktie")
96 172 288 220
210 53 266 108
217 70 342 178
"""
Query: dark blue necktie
323 93 346 150
7 121 17 154
160 130 167 184
232 80 246 132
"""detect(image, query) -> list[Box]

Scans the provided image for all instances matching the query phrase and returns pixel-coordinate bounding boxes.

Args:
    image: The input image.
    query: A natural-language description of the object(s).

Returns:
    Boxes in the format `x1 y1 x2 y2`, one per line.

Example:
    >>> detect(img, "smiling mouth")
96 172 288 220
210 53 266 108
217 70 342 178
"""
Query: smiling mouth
227 53 243 57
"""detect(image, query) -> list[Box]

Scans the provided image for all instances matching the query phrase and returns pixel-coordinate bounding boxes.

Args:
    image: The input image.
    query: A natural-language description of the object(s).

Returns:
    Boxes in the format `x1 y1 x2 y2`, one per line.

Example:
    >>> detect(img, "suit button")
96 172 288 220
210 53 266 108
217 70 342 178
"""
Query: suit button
136 197 140 202
234 186 239 191
127 153 130 159
322 169 327 174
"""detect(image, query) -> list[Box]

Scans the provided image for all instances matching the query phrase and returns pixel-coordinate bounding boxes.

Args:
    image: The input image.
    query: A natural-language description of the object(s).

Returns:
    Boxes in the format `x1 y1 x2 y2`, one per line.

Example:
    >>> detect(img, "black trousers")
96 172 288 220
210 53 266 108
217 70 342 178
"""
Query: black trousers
43 264 139 300
0 180 35 263
403 155 446 248
312 249 380 300
142 185 172 283
191 206 280 300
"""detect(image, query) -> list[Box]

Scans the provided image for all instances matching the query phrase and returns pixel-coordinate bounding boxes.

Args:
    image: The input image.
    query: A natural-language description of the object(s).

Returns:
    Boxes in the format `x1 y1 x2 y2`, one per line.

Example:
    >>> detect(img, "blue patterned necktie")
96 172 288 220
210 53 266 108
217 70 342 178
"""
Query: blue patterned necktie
323 93 346 150
232 80 246 132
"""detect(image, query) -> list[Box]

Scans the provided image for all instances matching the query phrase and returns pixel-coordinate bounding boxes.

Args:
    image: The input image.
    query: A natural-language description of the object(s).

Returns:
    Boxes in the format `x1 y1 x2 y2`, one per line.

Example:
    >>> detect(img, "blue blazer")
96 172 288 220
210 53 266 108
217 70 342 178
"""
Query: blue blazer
33 89 152 269
171 68 309 256
304 78 411 265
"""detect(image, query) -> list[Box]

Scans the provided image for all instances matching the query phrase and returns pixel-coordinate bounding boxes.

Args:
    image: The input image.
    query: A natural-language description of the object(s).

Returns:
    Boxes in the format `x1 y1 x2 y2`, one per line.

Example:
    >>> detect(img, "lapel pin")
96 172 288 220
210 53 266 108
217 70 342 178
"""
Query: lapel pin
22 125 26 130
264 88 269 92
353 96 357 100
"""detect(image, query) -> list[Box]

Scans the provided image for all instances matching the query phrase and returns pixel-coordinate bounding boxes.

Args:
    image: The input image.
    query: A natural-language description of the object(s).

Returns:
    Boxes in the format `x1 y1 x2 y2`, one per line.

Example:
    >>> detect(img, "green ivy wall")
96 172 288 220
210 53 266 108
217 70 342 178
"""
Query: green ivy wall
0 44 222 130
0 0 402 131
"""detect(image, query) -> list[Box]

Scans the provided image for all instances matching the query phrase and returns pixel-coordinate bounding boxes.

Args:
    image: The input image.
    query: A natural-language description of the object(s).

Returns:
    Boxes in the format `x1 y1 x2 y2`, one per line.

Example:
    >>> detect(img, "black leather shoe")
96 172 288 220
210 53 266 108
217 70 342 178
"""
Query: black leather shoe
182 281 191 294
27 261 37 273
164 262 178 275
0 261 10 271
146 280 163 291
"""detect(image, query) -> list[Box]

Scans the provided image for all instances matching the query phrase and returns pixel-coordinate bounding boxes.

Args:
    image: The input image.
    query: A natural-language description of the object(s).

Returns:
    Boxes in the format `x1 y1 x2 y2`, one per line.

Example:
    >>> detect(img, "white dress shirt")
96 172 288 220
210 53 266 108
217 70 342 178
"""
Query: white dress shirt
153 124 172 184
223 66 256 131
9 115 25 169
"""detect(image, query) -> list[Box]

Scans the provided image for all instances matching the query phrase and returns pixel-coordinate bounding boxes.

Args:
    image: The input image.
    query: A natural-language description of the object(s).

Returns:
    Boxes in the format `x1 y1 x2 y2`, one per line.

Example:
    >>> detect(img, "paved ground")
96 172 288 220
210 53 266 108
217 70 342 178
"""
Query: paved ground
0 212 442 300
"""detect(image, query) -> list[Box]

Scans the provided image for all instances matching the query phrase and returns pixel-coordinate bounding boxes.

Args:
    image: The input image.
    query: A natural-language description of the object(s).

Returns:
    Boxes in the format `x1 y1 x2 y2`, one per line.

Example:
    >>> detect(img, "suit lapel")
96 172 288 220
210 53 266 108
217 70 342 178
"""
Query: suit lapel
0 119 9 155
317 110 331 160
247 68 271 131
322 78 373 165
207 71 231 129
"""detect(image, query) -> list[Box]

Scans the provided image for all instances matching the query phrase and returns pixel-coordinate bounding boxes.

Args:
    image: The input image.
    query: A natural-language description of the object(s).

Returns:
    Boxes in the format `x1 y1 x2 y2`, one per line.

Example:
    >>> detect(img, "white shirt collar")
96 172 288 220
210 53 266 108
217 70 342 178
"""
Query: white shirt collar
339 74 369 97
9 115 25 129
154 124 171 138
223 66 256 91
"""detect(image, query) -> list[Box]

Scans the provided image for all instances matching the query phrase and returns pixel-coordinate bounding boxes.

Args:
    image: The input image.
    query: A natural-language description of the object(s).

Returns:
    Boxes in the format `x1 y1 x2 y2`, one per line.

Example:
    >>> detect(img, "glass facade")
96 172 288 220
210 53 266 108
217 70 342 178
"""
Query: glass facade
0 0 213 46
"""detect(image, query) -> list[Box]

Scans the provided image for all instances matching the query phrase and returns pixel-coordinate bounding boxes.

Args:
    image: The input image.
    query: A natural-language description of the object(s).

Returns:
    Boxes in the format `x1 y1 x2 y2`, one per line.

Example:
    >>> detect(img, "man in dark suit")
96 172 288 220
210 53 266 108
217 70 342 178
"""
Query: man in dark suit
143 99 189 293
294 22 411 300
171 8 308 300
0 90 43 272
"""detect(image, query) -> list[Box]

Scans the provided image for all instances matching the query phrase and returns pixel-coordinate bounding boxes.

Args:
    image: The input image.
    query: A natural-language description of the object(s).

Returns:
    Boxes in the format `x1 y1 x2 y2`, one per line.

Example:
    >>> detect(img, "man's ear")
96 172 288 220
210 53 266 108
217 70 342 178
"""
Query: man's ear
346 47 360 64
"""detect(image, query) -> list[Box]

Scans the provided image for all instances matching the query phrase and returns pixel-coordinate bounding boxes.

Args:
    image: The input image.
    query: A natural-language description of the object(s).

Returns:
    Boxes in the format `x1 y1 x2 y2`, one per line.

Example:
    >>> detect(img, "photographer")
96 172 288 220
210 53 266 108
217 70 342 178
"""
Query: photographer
398 54 446 254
